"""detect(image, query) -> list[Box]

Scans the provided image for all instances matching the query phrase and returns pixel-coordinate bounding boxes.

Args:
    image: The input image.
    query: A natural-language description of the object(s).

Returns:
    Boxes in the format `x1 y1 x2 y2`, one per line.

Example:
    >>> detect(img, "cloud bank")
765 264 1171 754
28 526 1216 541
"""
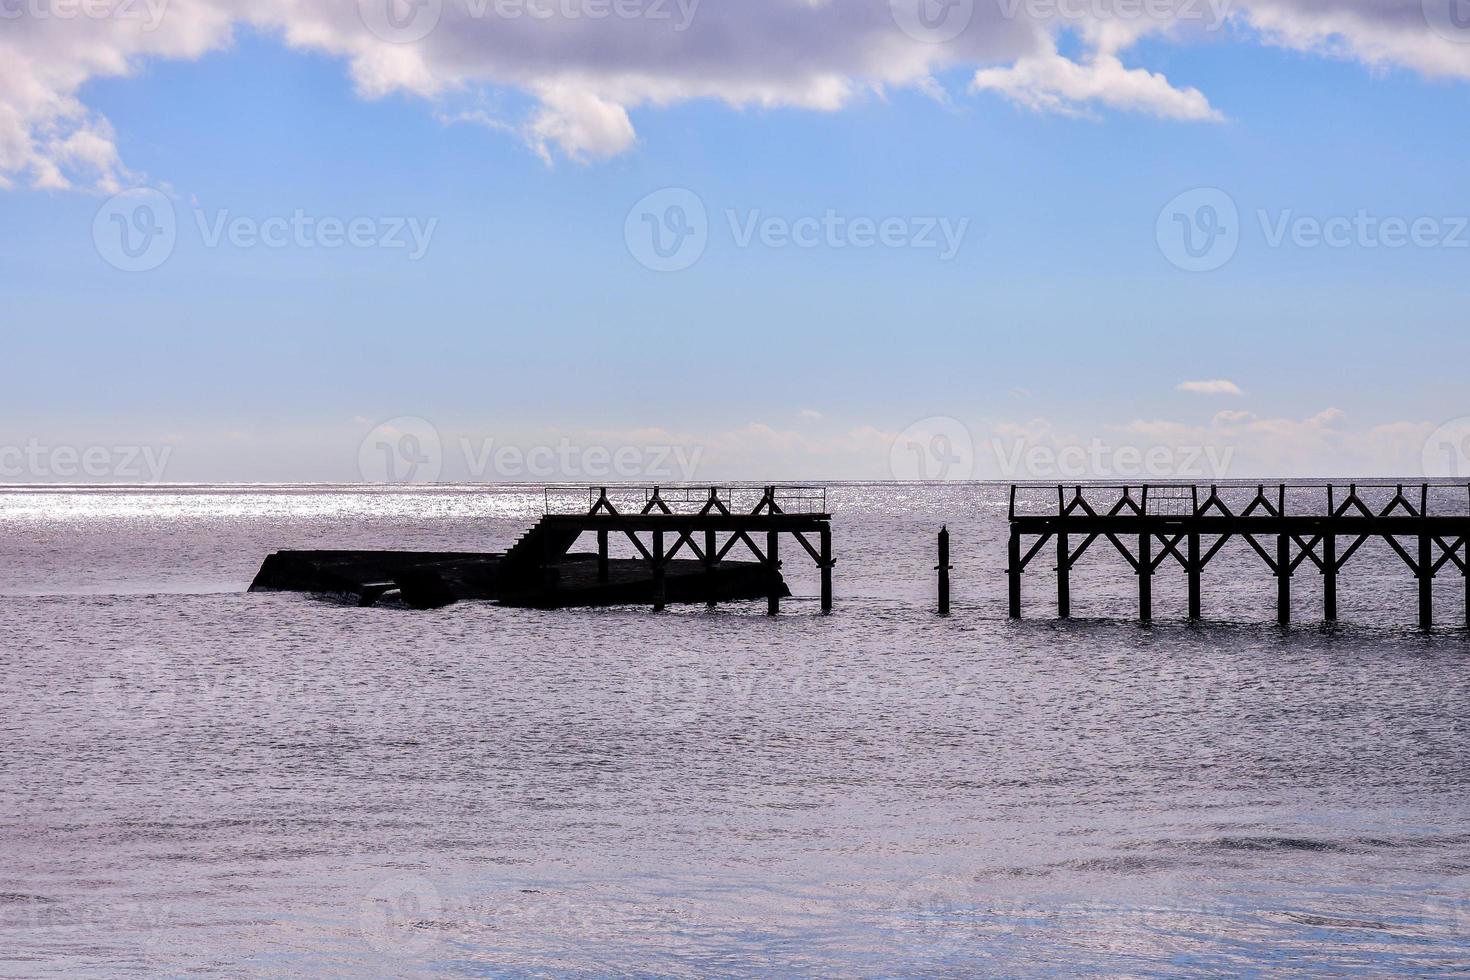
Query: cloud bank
3 0 1470 189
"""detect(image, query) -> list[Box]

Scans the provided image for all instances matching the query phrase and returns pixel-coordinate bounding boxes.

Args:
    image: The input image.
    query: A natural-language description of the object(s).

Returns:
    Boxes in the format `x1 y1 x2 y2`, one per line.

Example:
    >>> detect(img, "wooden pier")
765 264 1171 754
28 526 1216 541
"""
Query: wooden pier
1007 483 1470 628
251 485 833 612
522 485 833 614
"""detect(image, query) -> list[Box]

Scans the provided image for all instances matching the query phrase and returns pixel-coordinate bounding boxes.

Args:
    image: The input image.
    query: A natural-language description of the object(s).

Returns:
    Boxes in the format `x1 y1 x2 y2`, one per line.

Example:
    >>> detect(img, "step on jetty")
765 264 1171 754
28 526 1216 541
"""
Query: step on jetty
1006 482 1470 628
250 485 834 612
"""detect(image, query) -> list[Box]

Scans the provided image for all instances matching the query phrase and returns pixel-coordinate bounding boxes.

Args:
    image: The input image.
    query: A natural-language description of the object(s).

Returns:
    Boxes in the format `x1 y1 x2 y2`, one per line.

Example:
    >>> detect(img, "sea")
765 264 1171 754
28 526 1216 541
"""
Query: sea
2 482 1469 976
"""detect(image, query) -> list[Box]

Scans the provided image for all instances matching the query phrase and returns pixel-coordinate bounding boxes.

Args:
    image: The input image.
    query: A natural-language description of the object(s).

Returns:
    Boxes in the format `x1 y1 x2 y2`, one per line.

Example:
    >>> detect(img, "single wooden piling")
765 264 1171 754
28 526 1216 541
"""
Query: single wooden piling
704 526 717 608
1187 486 1201 621
1324 485 1337 622
1276 534 1291 625
820 526 833 614
1275 485 1290 626
1418 531 1433 629
652 529 666 612
1417 485 1432 629
1056 531 1070 619
597 530 609 583
767 529 781 616
1007 527 1022 619
1187 531 1201 620
1138 487 1152 623
1323 533 1338 622
1139 529 1152 623
937 526 951 616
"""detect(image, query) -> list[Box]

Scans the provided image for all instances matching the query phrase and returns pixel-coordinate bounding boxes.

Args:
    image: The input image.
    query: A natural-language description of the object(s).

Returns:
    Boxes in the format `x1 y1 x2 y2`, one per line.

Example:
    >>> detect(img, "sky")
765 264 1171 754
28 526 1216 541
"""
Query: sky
2 0 1470 483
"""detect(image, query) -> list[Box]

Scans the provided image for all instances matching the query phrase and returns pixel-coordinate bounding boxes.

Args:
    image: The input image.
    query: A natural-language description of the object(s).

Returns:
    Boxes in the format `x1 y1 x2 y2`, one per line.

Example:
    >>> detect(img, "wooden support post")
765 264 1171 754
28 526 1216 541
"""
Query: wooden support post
1138 529 1152 623
1007 527 1022 619
1276 532 1291 626
1324 485 1337 623
937 526 951 616
766 529 780 616
704 527 717 608
1276 485 1290 626
820 526 833 614
1419 530 1433 631
1187 531 1201 620
1055 485 1069 619
1187 487 1201 621
1419 484 1433 630
652 529 666 612
1056 527 1070 619
1323 532 1337 622
597 530 609 583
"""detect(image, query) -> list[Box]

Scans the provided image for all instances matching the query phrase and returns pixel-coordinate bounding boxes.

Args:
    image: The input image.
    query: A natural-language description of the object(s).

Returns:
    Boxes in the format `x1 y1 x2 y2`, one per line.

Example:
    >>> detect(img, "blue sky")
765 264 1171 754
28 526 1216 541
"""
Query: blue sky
3 3 1470 482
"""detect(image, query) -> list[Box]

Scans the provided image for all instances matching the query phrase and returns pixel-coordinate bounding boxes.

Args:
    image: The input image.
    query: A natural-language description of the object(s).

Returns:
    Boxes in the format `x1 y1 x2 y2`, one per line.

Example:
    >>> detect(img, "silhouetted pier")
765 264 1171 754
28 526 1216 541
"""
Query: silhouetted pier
1007 483 1470 628
533 485 833 614
251 485 833 612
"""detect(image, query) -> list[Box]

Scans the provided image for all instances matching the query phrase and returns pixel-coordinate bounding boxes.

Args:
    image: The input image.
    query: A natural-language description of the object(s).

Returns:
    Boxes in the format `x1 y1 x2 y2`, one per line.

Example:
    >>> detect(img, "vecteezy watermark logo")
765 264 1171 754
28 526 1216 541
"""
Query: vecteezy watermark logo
0 0 171 29
90 647 178 728
359 876 443 956
890 416 976 480
1424 0 1470 43
626 188 970 271
358 417 444 484
990 436 1233 479
94 188 177 272
95 196 438 270
996 0 1230 28
1156 187 1239 273
1256 209 1470 250
884 878 980 951
1422 417 1470 478
632 650 717 729
625 187 709 272
472 0 701 28
458 436 703 480
358 0 442 42
889 0 974 42
0 439 172 482
193 208 438 259
726 209 969 258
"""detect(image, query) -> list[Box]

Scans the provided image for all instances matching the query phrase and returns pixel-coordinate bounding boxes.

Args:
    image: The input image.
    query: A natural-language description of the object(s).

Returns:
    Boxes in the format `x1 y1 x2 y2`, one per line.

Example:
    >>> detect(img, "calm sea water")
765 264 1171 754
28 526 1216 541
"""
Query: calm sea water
3 483 1469 976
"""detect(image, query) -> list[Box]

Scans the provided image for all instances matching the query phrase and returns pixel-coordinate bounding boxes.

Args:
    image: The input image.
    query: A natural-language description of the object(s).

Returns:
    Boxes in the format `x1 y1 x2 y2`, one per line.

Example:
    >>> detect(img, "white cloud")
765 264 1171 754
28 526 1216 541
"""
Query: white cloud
972 47 1222 121
1177 379 1244 396
527 83 638 161
4 0 1470 188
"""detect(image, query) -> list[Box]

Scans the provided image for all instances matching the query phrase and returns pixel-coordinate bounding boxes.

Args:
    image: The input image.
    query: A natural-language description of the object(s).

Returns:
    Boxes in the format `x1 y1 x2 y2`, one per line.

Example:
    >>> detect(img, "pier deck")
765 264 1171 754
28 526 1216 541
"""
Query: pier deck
1007 483 1470 628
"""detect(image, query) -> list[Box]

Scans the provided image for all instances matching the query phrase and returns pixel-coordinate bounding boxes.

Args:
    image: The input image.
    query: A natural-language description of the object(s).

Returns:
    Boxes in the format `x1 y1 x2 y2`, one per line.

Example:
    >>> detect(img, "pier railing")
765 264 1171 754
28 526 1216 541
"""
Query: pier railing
1006 482 1470 628
543 485 828 517
1008 482 1470 520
